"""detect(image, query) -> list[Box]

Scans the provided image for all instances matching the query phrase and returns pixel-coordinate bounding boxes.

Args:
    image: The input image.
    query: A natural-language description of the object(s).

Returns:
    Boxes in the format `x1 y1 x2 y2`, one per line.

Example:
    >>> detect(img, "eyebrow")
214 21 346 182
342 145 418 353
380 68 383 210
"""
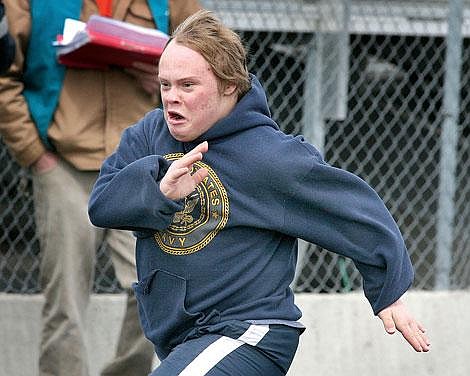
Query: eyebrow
157 75 200 82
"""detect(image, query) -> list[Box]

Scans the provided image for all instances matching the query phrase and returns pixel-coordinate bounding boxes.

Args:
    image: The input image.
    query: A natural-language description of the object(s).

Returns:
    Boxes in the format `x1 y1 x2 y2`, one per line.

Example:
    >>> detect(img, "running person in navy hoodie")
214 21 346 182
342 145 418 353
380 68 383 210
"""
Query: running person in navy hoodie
89 9 430 375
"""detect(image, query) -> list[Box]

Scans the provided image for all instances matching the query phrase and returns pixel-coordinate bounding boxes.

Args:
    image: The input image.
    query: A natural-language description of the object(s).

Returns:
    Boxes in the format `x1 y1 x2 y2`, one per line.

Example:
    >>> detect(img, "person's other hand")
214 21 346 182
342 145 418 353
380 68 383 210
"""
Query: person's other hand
160 141 209 201
125 61 159 95
377 298 430 352
32 151 59 174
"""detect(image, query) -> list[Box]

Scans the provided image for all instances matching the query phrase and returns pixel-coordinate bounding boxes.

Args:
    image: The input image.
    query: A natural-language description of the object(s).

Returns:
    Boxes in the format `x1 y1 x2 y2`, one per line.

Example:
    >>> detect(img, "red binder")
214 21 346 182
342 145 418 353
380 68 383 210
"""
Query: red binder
55 15 169 69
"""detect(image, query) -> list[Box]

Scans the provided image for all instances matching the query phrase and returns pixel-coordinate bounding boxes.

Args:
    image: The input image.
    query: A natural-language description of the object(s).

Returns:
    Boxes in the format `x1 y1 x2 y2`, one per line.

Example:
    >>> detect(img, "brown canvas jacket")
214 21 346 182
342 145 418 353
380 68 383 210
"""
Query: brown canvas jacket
0 0 201 170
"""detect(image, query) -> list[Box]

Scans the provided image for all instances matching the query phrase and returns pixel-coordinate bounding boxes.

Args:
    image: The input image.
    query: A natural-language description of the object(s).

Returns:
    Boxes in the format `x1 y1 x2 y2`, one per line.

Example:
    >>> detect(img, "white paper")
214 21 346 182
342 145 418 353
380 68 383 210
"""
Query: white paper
53 18 86 46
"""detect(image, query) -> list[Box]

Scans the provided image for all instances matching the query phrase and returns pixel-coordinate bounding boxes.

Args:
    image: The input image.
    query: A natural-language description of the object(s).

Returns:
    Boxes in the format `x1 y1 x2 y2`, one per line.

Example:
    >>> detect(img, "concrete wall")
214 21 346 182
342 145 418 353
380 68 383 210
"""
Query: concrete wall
290 291 469 376
0 291 468 376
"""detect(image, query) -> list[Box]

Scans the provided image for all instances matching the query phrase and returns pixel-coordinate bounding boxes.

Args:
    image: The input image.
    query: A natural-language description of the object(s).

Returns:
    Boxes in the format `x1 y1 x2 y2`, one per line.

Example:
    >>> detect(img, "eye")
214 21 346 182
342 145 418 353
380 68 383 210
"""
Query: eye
159 80 170 90
182 81 194 89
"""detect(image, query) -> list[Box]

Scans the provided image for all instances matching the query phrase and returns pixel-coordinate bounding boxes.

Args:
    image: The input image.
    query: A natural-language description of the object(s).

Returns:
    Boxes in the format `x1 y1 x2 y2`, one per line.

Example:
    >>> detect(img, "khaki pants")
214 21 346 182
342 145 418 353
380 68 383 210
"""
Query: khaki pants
33 159 154 376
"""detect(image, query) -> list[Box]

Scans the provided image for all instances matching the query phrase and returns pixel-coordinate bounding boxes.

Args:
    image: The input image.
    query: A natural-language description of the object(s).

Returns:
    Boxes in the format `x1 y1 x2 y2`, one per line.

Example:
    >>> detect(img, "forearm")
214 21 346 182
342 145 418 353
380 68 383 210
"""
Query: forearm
89 154 183 231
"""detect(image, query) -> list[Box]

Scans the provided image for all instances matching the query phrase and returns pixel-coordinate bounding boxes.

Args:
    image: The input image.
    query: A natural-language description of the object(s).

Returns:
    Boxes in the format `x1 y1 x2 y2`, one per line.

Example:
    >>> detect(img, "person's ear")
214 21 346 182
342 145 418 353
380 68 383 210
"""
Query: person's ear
223 84 237 96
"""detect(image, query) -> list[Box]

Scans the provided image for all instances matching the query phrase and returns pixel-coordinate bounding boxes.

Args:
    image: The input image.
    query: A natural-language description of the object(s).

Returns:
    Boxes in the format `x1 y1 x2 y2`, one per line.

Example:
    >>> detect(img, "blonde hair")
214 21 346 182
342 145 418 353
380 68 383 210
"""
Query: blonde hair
168 9 251 99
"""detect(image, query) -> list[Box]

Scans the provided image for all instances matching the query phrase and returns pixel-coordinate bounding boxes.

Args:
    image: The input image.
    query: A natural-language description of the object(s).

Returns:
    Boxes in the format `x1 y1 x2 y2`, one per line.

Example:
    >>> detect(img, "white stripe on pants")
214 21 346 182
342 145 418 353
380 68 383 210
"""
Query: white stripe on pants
178 324 270 376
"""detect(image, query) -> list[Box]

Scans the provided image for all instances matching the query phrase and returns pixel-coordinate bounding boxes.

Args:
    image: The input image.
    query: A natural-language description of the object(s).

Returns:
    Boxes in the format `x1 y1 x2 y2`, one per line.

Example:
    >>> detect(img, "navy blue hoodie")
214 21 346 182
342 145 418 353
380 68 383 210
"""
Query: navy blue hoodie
89 75 413 360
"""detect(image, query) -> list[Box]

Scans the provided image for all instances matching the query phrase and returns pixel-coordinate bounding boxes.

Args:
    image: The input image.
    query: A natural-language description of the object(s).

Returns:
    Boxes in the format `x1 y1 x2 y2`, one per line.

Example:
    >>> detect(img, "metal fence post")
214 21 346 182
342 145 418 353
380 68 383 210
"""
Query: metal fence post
435 0 463 289
294 0 350 290
302 34 324 153
294 7 326 291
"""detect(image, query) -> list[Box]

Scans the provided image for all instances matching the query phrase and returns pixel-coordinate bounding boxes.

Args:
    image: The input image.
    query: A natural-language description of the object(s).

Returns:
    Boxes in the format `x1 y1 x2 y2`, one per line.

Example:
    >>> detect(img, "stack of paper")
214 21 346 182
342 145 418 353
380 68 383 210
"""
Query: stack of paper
54 15 169 69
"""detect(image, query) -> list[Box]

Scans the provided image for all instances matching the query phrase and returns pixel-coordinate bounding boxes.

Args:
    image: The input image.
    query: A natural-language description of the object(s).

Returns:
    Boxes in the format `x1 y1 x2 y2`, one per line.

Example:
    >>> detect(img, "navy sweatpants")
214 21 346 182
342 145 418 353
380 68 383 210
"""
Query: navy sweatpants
150 321 301 375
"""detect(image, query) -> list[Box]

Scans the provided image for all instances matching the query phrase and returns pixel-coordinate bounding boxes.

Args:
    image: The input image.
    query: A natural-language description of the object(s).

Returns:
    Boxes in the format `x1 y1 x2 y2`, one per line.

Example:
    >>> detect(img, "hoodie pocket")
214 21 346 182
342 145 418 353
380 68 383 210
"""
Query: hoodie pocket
132 269 201 359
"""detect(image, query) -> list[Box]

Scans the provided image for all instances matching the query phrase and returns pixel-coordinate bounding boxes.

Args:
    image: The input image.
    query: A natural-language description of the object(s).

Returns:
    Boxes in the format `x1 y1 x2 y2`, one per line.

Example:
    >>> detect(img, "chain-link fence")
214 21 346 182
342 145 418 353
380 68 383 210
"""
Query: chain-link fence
1 0 469 294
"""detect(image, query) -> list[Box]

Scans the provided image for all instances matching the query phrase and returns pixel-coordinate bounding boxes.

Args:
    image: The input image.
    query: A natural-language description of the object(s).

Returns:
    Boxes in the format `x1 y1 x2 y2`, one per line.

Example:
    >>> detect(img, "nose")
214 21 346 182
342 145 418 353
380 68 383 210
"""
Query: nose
163 86 180 104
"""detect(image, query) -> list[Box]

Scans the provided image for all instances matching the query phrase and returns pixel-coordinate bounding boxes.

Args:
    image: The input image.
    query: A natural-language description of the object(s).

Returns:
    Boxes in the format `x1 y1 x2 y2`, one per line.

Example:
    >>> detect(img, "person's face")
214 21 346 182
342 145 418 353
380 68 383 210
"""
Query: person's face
158 40 237 142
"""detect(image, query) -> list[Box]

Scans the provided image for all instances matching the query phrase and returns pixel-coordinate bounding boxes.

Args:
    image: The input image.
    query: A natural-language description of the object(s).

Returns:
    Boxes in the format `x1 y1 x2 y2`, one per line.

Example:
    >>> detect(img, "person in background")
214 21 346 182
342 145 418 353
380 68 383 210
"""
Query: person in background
88 9 430 376
0 0 15 73
0 1 201 375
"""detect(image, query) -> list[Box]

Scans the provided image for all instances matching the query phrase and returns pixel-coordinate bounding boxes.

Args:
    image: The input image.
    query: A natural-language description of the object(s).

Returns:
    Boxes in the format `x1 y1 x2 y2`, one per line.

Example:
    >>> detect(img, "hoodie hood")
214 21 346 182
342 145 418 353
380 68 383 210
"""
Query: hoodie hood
191 74 279 144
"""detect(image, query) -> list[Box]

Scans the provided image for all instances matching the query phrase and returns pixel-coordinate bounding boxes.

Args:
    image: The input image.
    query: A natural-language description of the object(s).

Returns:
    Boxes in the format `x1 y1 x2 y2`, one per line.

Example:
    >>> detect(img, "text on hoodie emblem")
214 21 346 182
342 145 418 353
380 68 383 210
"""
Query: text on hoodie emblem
154 153 229 255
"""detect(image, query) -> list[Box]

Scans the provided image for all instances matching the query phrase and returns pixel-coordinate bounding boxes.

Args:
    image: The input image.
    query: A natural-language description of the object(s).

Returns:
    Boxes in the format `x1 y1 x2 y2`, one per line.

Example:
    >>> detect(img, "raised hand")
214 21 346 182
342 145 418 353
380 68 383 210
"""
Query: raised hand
160 141 209 201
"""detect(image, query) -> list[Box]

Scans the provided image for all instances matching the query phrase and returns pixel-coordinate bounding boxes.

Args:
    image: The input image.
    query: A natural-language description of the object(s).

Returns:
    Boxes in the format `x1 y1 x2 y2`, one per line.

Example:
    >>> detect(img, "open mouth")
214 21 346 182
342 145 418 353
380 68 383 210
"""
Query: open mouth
168 111 185 122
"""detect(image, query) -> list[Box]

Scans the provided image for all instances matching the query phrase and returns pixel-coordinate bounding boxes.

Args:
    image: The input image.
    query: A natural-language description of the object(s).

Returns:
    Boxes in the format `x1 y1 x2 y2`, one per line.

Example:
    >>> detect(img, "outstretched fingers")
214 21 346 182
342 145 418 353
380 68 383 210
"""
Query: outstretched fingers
396 319 430 353
378 298 431 352
186 140 208 156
